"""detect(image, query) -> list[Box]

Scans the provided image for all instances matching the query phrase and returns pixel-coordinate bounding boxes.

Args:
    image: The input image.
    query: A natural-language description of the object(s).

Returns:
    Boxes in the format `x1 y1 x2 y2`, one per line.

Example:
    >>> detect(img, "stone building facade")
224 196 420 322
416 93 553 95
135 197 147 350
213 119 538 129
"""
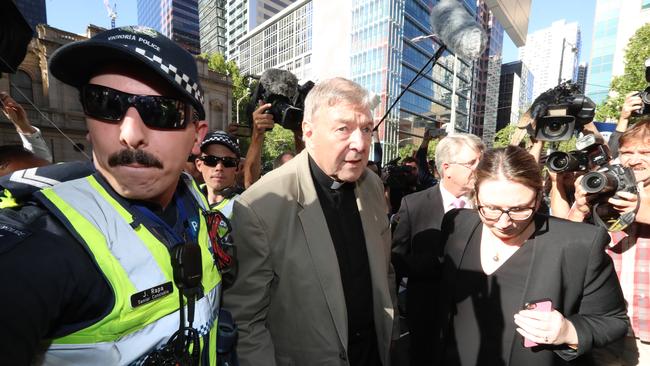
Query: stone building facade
1 24 233 163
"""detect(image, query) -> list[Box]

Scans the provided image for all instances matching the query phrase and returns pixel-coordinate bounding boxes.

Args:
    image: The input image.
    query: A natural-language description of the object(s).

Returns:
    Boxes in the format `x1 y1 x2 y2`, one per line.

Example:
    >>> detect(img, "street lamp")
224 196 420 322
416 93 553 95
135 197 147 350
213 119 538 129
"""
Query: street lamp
235 95 248 126
558 38 578 85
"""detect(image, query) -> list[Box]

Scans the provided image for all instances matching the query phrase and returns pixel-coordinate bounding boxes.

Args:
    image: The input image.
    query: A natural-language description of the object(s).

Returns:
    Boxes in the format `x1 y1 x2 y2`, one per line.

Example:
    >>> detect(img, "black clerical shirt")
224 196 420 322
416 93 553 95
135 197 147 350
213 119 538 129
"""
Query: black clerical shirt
308 156 380 366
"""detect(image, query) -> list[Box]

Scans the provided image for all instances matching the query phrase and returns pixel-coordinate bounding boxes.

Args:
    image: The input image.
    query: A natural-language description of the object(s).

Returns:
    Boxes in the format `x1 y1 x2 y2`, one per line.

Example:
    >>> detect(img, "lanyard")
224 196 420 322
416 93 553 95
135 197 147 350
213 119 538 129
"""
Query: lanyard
132 187 199 246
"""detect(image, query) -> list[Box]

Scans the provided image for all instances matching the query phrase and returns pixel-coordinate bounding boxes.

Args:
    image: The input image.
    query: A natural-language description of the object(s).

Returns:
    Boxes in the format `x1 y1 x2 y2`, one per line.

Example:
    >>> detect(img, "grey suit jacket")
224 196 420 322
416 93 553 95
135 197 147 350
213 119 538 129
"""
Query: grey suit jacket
223 150 398 366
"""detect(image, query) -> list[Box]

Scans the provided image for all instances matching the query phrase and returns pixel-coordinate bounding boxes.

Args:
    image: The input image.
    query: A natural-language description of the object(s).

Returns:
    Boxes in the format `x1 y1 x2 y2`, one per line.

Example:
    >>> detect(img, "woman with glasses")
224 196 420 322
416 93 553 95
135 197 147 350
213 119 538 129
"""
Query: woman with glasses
434 145 628 366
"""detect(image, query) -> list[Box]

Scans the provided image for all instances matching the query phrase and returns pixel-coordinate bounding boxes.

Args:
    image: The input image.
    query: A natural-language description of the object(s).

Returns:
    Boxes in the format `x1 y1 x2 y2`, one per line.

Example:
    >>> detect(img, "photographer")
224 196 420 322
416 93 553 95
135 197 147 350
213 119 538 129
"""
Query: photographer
565 120 650 365
1 92 52 163
414 128 440 189
608 92 644 158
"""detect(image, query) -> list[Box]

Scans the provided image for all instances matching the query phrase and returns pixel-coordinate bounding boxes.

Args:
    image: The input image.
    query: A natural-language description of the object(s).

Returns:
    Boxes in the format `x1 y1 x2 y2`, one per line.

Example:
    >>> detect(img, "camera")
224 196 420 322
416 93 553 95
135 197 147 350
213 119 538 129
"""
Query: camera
527 82 596 141
580 164 637 197
545 134 610 173
247 69 315 131
631 59 650 116
383 160 418 191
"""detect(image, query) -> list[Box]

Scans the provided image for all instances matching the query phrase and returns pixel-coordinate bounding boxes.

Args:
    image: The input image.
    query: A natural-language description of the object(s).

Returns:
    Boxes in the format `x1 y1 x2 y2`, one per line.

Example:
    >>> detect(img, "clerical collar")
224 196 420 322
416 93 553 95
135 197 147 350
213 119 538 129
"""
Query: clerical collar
308 155 354 191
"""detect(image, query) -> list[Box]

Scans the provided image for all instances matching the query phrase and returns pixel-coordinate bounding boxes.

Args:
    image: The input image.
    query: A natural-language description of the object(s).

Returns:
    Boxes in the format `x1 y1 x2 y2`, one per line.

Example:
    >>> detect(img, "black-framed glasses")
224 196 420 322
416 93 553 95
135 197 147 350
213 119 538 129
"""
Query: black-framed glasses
198 155 239 168
477 194 538 221
477 205 535 221
80 84 196 129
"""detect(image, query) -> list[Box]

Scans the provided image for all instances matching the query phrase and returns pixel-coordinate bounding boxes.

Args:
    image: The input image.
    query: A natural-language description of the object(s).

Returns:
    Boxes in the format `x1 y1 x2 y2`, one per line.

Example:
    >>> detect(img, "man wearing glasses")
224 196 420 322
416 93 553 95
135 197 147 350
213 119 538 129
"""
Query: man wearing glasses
0 26 224 364
196 130 244 217
391 133 484 366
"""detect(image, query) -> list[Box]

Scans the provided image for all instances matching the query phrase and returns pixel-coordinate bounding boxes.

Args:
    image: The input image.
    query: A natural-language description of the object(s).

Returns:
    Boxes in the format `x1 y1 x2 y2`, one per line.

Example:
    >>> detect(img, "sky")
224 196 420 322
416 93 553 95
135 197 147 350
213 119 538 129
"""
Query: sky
502 0 596 64
47 0 596 65
46 0 138 35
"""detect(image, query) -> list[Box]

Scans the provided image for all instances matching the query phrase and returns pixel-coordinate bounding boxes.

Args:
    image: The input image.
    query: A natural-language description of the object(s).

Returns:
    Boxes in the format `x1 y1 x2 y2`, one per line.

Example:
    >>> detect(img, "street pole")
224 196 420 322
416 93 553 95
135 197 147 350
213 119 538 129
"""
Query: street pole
558 38 566 85
235 95 248 125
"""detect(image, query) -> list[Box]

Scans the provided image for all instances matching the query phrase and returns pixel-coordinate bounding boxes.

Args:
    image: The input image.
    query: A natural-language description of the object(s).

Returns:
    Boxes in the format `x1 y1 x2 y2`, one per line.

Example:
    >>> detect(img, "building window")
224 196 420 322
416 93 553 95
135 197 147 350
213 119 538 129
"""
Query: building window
643 0 650 9
10 70 33 104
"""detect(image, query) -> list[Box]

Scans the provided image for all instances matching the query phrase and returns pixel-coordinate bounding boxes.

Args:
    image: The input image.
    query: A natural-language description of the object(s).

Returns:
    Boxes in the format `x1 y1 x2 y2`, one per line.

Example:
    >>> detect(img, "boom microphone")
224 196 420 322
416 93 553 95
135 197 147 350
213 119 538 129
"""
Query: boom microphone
430 0 487 59
259 68 299 101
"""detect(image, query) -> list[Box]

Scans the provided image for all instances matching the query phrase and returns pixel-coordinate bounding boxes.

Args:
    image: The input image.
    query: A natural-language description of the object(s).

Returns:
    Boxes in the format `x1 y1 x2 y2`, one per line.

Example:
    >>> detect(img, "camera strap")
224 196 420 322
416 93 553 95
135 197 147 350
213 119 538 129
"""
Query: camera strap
592 194 641 232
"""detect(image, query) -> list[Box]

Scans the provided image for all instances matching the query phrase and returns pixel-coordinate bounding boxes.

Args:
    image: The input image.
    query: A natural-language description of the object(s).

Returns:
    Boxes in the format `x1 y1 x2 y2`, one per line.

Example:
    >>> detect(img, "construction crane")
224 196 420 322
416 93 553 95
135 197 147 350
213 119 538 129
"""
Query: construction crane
103 0 117 29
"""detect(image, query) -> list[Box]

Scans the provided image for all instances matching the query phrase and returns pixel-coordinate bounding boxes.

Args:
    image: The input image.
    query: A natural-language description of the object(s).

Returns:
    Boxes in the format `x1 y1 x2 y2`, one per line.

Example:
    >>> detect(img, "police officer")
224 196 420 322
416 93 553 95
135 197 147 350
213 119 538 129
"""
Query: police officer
195 131 243 218
0 26 222 365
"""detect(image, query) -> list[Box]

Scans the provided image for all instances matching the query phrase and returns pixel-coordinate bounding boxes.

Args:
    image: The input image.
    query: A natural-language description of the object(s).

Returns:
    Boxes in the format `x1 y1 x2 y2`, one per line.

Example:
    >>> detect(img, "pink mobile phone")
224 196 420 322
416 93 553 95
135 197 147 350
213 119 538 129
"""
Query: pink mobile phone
522 299 553 348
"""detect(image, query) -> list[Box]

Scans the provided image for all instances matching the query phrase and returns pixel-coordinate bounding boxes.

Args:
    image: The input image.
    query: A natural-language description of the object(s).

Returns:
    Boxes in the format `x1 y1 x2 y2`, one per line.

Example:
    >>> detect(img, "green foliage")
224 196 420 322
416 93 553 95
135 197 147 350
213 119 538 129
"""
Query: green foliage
398 143 416 160
261 125 295 165
398 140 438 161
493 124 519 148
595 23 650 121
492 124 576 152
199 52 252 123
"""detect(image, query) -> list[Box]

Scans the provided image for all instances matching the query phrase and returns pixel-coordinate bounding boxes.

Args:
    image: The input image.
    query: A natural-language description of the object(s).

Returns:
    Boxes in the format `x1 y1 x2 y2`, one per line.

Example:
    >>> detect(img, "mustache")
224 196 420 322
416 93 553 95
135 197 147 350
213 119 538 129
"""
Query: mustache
108 149 164 169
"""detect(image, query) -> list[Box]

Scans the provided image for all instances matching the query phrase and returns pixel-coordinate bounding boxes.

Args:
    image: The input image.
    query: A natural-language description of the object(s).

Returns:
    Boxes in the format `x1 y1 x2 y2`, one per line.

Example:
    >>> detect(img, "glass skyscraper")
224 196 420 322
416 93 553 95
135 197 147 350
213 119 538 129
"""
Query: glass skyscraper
199 0 227 54
586 0 650 105
137 0 202 54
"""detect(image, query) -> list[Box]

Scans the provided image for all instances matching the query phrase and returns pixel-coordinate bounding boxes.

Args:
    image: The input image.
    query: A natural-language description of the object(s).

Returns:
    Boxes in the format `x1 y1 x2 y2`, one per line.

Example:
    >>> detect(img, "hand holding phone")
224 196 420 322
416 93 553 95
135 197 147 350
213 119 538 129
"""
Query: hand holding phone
522 299 553 348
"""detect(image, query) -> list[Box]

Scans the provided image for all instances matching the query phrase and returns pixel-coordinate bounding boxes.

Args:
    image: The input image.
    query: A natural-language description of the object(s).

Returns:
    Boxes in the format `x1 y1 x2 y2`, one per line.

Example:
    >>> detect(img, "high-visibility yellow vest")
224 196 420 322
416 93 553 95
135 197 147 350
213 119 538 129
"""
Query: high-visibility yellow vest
37 174 221 365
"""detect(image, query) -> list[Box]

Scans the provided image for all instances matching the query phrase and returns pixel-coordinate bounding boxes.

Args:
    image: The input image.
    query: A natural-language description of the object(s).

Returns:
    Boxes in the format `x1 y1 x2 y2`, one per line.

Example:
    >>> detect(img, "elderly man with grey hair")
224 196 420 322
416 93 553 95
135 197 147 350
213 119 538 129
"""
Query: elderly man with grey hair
392 132 484 366
223 77 399 366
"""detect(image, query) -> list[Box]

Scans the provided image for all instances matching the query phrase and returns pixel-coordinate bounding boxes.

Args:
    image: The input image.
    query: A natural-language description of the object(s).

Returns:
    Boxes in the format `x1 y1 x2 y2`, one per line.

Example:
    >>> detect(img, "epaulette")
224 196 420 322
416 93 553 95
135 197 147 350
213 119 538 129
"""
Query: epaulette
0 161 95 207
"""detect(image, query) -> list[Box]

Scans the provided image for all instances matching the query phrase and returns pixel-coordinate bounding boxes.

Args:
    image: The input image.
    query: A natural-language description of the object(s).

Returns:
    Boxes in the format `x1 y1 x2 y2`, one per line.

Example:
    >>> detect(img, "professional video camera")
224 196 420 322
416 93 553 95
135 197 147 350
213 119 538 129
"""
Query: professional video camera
383 158 417 191
527 82 596 141
545 134 610 173
631 58 650 116
247 69 315 131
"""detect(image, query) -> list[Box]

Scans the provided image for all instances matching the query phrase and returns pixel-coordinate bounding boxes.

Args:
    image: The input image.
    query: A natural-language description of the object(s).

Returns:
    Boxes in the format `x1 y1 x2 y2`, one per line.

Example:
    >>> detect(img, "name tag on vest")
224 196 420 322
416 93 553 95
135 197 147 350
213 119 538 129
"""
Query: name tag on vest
130 282 173 308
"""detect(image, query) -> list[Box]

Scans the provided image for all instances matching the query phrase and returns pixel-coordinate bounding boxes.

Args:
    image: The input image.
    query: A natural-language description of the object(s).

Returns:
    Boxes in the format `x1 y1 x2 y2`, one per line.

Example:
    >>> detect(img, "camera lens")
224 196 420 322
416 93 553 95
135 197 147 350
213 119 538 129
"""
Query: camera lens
585 175 604 190
546 152 570 172
581 171 617 194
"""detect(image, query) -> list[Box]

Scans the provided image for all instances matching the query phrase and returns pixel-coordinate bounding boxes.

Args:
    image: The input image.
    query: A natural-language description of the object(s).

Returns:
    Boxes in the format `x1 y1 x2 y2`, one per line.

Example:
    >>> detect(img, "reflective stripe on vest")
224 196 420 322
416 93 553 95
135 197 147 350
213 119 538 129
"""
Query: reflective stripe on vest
37 175 221 365
212 194 238 218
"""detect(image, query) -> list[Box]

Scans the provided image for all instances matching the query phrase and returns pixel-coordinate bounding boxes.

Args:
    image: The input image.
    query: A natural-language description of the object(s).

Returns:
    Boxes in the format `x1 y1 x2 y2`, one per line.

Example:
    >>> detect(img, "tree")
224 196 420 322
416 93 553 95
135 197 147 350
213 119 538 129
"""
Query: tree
260 125 295 168
492 124 576 152
595 23 650 121
199 52 252 123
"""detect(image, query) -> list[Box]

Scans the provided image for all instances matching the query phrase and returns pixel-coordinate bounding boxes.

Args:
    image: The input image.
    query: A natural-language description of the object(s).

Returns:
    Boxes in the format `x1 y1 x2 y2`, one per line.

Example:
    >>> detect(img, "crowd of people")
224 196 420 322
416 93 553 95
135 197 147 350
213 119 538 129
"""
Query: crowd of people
0 25 648 366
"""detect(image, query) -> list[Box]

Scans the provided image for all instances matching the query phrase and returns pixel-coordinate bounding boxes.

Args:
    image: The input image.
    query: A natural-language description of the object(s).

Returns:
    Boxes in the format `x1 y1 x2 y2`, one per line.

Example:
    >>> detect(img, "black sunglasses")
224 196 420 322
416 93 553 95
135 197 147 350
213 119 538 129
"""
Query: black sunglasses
199 155 239 168
80 84 197 129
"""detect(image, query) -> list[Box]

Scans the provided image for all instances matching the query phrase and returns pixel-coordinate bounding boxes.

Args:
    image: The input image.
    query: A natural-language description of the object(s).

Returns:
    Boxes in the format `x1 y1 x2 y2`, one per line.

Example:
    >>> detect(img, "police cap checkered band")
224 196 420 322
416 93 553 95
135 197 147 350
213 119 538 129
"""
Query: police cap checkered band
201 131 241 157
49 26 205 120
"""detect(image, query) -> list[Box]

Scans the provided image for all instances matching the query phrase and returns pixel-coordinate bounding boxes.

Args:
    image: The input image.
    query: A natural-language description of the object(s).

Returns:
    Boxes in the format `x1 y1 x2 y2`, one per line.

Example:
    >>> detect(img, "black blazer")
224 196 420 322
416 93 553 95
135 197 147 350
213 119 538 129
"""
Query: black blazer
436 209 629 366
391 185 445 365
392 184 445 280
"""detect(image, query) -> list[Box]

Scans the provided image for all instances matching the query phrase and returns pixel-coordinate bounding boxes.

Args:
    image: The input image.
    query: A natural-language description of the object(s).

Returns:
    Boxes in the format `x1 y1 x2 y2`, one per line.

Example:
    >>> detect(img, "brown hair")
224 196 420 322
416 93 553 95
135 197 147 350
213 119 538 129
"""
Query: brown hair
619 119 650 148
473 145 542 197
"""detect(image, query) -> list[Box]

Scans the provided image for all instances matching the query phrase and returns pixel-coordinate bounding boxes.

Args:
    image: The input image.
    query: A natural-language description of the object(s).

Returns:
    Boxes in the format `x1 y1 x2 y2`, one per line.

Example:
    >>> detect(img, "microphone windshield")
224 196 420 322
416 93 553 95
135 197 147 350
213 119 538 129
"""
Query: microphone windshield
259 68 299 100
430 0 487 60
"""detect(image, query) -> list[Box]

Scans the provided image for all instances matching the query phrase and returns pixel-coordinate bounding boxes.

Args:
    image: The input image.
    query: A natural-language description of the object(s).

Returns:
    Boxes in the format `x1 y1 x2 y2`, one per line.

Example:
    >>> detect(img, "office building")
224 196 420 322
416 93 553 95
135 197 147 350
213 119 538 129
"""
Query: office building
586 0 650 104
236 0 530 161
576 62 588 93
470 0 504 145
199 0 227 54
226 0 297 59
137 0 202 54
14 0 47 29
496 61 534 132
519 19 581 100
